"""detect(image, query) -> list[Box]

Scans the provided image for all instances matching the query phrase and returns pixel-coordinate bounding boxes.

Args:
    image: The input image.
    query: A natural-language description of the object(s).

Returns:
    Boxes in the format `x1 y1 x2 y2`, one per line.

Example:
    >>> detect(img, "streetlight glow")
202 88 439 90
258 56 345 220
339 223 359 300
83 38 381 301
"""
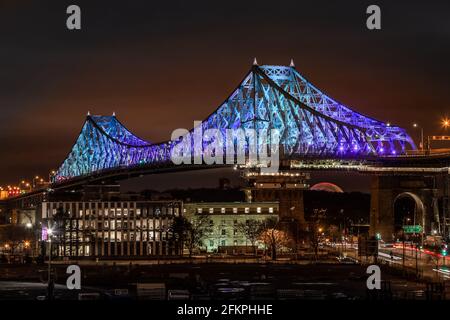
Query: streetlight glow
412 122 424 151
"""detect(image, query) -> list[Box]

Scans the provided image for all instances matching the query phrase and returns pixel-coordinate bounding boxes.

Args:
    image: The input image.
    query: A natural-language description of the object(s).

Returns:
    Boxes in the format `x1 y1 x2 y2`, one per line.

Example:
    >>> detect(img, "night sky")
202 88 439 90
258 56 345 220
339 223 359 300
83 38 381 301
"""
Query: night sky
1 0 449 190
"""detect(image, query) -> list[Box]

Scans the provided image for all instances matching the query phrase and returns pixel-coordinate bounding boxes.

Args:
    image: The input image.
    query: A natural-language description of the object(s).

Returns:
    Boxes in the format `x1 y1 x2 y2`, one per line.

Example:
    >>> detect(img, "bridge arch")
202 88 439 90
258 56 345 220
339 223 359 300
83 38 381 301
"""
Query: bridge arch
393 192 425 240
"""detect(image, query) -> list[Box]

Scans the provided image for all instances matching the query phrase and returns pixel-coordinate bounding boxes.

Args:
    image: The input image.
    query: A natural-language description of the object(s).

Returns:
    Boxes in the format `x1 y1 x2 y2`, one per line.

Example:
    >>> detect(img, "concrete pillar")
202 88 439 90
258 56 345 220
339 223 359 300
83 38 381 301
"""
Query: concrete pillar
370 175 441 242
369 176 395 241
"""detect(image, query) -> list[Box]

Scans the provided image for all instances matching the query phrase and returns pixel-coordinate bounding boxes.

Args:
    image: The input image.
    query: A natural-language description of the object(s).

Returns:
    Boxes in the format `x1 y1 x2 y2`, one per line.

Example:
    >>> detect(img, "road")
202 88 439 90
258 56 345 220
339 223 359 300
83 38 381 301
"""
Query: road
330 242 450 281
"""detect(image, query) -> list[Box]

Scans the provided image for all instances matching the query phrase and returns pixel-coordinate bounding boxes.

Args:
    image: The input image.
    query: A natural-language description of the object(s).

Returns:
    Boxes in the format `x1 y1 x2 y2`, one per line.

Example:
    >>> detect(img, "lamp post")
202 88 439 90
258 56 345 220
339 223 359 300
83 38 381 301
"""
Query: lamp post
49 170 56 184
47 225 54 300
32 176 40 189
413 123 424 152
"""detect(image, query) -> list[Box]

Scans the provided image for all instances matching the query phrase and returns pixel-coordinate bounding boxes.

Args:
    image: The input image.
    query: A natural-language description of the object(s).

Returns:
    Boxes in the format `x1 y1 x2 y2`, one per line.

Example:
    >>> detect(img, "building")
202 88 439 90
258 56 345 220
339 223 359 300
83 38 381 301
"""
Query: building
41 201 182 258
184 202 279 253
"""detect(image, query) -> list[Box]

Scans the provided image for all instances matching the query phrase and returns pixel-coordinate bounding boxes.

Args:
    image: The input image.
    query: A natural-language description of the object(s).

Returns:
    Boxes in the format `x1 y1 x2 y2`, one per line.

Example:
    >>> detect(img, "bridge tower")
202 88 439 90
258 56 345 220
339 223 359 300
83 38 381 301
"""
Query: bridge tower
369 174 446 242
242 169 309 229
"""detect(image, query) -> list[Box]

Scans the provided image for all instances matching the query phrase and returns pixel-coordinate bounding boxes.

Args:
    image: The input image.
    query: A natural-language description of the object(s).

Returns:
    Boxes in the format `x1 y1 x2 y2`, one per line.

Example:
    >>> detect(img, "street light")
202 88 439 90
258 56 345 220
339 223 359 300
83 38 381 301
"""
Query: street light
413 123 424 151
32 175 40 188
442 118 450 129
47 225 54 300
49 170 56 183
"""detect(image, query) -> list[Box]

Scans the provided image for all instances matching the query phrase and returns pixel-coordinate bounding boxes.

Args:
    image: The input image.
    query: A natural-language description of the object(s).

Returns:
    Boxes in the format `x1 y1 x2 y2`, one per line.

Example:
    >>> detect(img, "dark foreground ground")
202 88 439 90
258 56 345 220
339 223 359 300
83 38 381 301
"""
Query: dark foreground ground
0 262 428 300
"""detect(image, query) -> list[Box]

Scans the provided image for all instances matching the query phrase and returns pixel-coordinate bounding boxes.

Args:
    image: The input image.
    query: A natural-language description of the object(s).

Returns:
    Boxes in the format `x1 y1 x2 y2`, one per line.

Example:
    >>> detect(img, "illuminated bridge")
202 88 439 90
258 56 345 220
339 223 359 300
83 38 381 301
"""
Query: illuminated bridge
53 62 416 186
8 62 450 241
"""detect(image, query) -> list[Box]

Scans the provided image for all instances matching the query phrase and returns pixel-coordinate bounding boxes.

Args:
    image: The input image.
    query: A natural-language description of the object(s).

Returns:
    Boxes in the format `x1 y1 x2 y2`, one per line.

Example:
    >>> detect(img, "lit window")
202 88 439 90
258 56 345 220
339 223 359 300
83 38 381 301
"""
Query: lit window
221 208 226 213
257 207 261 213
269 207 274 213
245 207 250 214
197 208 203 214
233 208 238 213
209 208 214 214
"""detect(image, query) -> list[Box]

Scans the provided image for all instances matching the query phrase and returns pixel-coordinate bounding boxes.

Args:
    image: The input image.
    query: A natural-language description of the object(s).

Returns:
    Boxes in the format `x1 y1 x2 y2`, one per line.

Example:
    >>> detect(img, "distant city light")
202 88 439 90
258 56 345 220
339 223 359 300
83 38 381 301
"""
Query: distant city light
442 118 450 129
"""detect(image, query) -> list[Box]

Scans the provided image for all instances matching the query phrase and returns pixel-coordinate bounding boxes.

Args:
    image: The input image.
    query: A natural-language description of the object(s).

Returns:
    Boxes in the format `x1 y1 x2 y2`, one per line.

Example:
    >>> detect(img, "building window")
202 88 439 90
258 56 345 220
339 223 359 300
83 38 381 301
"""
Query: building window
233 219 238 225
245 207 250 214
221 240 226 246
233 229 238 235
209 208 214 214
209 240 214 247
269 207 274 213
257 207 261 213
197 208 203 214
233 208 238 213
234 240 238 246
221 229 226 235
221 208 226 214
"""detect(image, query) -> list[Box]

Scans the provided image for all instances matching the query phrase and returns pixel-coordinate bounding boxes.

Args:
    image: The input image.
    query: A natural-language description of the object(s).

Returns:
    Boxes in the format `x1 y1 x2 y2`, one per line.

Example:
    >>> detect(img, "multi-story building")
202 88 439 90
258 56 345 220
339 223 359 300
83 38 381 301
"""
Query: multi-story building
41 201 182 258
184 202 279 253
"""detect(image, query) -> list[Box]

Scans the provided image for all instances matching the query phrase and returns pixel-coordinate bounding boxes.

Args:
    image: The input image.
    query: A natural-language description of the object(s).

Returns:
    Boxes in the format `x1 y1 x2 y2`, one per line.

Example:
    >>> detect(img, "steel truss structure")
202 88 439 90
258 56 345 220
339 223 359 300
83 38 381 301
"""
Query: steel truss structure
54 64 416 182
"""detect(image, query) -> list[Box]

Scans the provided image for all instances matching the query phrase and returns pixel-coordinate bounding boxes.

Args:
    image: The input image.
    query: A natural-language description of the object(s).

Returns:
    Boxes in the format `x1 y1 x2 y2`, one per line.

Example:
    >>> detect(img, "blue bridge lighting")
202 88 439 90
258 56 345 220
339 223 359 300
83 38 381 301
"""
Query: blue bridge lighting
53 63 416 183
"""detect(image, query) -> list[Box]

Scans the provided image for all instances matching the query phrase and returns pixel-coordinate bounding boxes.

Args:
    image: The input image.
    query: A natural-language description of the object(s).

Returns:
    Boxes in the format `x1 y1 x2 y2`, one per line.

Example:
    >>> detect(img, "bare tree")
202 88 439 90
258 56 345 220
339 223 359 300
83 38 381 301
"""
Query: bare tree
236 219 263 256
259 218 290 260
260 228 290 260
308 208 327 260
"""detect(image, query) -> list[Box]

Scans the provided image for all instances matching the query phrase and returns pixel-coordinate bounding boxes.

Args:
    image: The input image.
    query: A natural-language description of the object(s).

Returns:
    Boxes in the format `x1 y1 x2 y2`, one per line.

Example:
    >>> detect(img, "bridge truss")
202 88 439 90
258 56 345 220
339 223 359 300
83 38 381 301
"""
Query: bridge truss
53 64 416 183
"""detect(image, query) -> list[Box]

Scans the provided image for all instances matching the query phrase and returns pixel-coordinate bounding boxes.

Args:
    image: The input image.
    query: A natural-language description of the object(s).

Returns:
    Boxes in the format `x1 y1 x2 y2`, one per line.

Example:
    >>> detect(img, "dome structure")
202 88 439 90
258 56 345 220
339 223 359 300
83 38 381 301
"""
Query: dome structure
310 182 344 193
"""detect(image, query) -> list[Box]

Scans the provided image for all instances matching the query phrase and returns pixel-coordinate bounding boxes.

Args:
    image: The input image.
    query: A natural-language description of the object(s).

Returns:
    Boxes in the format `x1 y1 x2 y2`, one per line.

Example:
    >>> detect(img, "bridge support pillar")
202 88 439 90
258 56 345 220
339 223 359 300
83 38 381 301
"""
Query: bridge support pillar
370 175 441 242
243 170 309 230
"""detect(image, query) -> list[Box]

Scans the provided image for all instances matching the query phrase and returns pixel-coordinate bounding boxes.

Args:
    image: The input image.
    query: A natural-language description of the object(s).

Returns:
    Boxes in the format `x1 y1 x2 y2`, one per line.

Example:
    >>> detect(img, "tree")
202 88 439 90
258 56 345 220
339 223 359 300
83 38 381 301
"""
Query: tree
259 218 290 260
48 207 71 256
308 209 327 260
327 224 340 243
170 215 212 258
0 225 31 254
236 219 263 256
170 216 190 255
